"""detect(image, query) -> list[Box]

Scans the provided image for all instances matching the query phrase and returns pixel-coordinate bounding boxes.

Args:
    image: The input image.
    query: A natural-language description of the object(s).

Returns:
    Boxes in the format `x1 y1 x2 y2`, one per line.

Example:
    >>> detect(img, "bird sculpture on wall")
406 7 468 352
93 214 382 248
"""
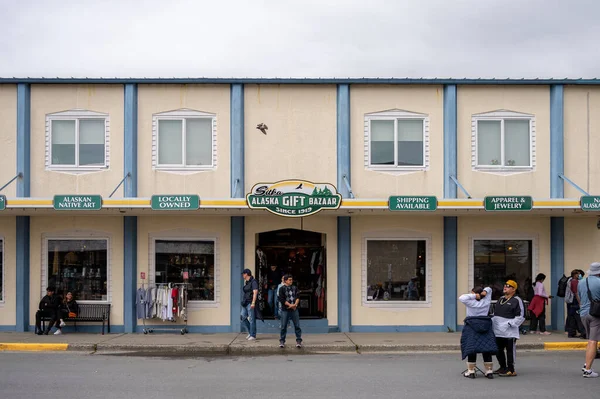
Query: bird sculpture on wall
256 123 268 135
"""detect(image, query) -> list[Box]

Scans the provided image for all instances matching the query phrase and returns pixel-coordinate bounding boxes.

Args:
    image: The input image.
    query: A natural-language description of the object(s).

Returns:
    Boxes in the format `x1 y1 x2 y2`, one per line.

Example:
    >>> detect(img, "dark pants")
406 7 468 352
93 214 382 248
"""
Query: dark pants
566 304 586 337
496 337 516 372
35 310 57 333
467 353 493 362
279 309 302 343
529 307 546 332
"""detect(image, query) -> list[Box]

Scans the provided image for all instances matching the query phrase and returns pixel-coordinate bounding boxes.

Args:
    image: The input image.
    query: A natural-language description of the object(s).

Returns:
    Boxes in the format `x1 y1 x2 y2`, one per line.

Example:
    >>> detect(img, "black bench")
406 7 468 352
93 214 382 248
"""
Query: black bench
41 304 111 335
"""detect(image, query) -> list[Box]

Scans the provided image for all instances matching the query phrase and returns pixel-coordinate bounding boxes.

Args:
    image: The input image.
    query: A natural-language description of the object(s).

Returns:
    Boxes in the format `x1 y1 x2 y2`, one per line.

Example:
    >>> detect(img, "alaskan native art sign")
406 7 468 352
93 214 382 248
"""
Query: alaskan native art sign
580 196 600 211
53 195 102 210
0 195 5 211
247 180 342 217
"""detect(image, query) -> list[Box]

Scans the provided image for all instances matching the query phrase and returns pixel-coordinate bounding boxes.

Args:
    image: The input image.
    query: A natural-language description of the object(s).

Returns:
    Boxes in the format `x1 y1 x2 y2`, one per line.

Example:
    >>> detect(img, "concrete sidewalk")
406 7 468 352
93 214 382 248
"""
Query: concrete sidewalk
1 331 595 354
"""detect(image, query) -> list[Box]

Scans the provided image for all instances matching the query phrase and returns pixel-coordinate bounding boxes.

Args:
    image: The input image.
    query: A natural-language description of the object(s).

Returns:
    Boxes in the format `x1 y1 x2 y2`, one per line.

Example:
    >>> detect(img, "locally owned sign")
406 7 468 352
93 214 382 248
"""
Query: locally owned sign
580 196 600 211
484 196 533 211
53 195 102 210
0 195 5 211
247 180 342 217
151 195 200 210
389 196 437 211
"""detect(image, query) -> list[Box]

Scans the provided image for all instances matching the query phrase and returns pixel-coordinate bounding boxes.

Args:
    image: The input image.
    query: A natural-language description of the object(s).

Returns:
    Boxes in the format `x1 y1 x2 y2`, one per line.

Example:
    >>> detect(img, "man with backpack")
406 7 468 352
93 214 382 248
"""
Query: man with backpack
578 262 600 378
566 269 587 339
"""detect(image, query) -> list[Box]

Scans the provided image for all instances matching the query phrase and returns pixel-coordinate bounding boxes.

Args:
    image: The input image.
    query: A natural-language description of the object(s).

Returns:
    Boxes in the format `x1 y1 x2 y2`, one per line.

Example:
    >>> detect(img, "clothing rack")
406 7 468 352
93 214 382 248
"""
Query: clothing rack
137 282 190 335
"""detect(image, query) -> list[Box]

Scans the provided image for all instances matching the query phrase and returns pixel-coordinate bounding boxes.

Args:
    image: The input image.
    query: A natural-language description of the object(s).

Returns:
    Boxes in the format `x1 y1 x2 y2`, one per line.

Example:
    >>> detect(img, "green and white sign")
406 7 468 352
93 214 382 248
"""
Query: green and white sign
484 196 533 211
151 195 200 210
389 196 437 211
53 195 102 210
0 195 5 211
580 196 600 211
247 180 342 217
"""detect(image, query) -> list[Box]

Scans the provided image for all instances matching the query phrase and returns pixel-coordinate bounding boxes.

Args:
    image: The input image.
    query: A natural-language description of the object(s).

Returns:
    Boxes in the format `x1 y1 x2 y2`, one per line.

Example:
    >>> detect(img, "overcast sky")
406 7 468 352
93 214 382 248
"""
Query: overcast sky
1 0 599 78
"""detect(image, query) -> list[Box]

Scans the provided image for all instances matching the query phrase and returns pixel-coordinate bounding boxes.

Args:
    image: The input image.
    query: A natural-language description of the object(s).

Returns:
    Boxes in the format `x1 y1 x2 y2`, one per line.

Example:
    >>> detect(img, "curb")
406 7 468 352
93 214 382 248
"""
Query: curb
544 342 599 351
0 343 68 352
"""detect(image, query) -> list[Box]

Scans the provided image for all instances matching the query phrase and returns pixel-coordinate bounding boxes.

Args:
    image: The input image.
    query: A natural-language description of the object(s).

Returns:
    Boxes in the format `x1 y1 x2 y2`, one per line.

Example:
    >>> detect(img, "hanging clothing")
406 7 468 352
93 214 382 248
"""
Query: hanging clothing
144 287 153 319
136 287 146 319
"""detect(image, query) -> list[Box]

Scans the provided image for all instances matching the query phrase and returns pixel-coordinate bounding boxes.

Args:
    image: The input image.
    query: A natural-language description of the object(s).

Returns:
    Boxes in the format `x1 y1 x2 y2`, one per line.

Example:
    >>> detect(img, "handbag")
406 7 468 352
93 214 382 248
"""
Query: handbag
66 304 76 318
586 279 600 318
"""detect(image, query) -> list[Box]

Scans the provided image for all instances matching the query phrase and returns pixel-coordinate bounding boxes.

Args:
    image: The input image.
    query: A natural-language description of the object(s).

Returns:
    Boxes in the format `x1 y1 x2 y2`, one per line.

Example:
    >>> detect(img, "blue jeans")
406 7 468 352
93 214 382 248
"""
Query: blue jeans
280 309 302 343
241 304 256 338
267 288 279 318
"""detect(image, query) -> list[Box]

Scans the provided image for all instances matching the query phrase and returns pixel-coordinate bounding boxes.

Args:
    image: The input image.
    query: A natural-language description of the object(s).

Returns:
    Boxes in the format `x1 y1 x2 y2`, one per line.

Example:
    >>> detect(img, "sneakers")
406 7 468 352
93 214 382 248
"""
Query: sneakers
53 330 62 335
539 331 551 335
463 370 476 379
498 370 517 377
279 341 285 348
494 367 507 375
59 321 66 327
247 336 256 341
245 334 251 340
583 369 598 378
484 372 494 380
296 341 303 348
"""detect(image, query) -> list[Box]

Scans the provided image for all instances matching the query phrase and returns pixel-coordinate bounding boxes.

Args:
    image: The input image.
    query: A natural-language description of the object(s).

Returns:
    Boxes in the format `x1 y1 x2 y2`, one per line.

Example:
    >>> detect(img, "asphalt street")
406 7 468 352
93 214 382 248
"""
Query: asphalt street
0 351 597 399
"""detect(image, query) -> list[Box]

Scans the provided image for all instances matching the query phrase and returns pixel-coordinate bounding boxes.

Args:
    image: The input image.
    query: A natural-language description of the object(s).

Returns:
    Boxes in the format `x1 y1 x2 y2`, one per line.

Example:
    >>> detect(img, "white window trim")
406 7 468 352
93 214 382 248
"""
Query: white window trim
361 230 432 309
148 229 220 309
364 109 430 174
472 110 536 174
468 231 539 292
45 109 110 174
0 237 4 305
41 231 112 304
152 109 217 173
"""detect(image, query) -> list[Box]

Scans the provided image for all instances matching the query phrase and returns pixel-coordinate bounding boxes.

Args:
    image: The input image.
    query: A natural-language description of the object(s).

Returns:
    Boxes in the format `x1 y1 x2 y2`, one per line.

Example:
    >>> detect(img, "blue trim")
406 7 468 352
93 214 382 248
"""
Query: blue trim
230 217 244 333
16 83 30 197
337 216 351 332
444 216 458 332
123 216 137 333
230 84 244 198
136 325 231 334
550 217 565 330
443 85 457 199
124 84 138 198
351 325 447 333
16 216 30 332
336 84 351 197
257 318 331 334
0 325 16 332
4 78 600 85
550 85 564 199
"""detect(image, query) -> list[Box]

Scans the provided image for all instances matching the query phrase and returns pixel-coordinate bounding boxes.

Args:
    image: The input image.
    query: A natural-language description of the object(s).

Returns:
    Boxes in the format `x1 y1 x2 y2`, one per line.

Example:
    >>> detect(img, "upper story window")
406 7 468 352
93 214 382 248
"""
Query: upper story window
365 109 430 173
46 110 110 172
472 110 536 172
153 109 217 172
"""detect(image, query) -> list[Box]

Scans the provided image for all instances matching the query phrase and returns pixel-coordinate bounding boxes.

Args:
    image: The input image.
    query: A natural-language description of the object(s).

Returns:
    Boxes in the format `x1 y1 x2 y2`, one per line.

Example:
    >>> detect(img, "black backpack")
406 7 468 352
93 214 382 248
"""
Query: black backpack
556 274 569 298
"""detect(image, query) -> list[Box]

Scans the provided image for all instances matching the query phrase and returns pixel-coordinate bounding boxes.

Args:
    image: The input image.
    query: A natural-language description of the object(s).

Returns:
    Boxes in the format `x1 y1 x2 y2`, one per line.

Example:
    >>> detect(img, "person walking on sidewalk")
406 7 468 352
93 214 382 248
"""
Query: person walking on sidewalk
278 274 303 348
459 286 497 379
241 269 259 341
528 273 553 335
566 269 587 339
578 262 600 378
492 280 525 377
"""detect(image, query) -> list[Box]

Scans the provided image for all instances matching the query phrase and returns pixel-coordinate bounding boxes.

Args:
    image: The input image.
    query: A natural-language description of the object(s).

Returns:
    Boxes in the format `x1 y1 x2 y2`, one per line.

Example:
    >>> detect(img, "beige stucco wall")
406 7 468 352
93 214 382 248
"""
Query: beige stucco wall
456 216 551 324
244 214 338 326
137 216 231 326
457 86 551 198
244 85 337 191
351 85 444 198
30 85 124 197
351 215 444 326
565 218 600 275
28 216 124 326
0 85 17 197
0 217 16 325
564 87 600 198
137 85 230 198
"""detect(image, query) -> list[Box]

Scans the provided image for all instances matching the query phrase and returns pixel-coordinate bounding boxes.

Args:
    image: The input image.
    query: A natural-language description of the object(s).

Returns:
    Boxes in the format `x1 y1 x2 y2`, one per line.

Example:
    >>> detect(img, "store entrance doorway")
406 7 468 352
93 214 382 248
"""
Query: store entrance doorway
256 228 326 320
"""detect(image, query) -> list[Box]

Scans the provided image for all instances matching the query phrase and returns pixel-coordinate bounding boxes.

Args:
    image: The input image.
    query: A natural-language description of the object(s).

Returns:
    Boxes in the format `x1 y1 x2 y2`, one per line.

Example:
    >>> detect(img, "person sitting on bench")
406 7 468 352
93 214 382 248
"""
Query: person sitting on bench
55 291 79 335
35 287 62 335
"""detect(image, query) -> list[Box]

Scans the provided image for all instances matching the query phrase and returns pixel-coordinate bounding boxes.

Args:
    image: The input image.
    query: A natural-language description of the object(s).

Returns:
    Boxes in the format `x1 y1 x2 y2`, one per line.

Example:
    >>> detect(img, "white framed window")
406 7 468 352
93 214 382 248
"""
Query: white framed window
152 109 217 172
41 231 112 303
0 238 4 303
46 110 110 172
361 230 432 308
149 229 220 308
472 110 536 172
365 109 430 172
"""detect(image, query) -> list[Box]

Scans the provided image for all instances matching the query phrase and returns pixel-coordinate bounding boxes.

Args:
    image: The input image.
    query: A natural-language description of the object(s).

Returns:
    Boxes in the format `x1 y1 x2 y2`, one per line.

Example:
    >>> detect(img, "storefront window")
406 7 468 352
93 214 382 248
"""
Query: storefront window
473 240 533 300
155 240 215 301
0 239 4 302
365 239 427 302
47 239 108 301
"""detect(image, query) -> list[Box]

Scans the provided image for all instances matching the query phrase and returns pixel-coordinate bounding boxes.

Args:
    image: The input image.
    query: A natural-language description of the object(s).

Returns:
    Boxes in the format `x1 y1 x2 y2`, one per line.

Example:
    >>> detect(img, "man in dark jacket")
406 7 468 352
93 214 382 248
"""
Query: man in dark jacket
35 287 61 335
278 274 303 348
241 269 259 341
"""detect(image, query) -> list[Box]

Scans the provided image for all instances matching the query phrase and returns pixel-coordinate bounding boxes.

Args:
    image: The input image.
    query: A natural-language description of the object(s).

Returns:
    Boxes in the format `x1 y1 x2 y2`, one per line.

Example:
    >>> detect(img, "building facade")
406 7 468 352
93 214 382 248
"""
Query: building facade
0 78 599 334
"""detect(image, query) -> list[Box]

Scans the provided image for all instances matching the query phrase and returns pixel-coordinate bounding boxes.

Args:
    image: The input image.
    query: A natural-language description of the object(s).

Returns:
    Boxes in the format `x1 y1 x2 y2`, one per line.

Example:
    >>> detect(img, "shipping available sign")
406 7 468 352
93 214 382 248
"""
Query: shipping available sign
484 196 533 211
53 195 102 210
151 195 200 210
247 180 342 217
389 196 437 211
0 195 5 211
580 196 600 211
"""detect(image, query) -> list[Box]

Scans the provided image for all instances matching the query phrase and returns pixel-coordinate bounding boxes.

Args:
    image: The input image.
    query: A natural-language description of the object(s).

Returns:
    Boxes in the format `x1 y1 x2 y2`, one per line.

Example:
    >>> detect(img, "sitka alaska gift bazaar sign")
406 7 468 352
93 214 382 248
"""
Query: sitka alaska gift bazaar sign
247 180 342 217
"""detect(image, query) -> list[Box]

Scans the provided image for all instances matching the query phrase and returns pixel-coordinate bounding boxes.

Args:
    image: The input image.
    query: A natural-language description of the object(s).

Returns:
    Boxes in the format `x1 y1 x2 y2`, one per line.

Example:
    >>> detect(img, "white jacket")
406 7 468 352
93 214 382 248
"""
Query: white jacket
459 287 492 318
491 295 525 339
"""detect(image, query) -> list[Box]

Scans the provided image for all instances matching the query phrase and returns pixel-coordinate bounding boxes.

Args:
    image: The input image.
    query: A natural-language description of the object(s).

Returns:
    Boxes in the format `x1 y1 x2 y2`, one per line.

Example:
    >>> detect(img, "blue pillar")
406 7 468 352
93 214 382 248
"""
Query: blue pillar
230 84 245 332
336 84 351 332
16 83 31 332
550 84 565 330
123 84 138 333
443 85 457 199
